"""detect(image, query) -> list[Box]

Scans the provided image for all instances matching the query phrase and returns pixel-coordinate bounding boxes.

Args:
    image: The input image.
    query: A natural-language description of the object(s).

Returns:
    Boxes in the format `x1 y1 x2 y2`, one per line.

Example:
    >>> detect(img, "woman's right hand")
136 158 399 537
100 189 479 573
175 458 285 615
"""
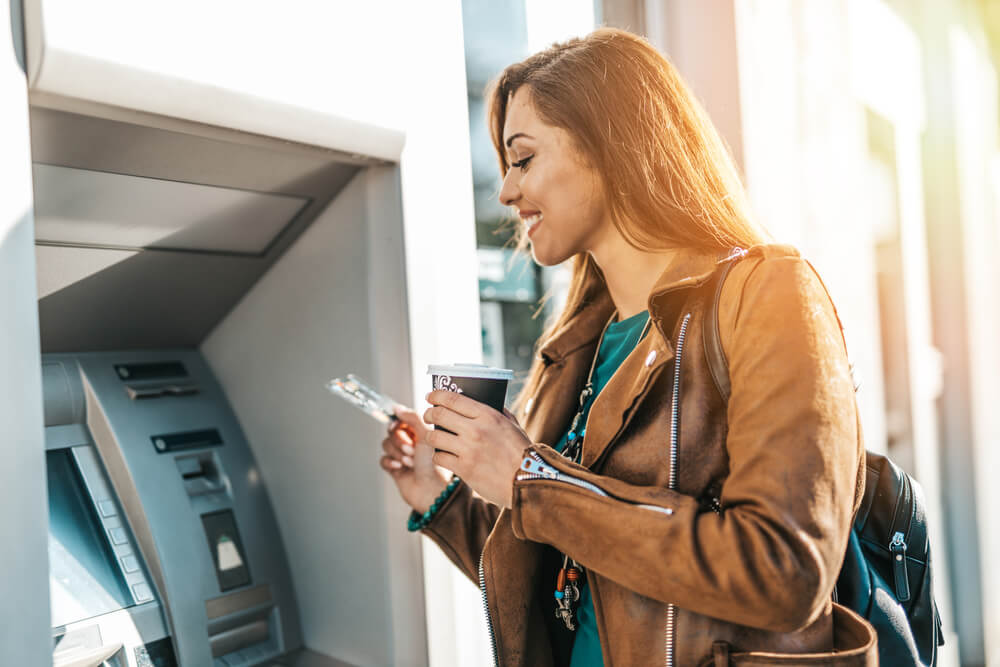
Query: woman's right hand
380 405 452 514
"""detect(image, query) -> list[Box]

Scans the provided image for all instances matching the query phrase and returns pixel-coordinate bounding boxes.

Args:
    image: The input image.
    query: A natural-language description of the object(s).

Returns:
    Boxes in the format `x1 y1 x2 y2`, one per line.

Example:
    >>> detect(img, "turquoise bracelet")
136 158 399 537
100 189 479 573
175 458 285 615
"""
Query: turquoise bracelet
407 475 462 532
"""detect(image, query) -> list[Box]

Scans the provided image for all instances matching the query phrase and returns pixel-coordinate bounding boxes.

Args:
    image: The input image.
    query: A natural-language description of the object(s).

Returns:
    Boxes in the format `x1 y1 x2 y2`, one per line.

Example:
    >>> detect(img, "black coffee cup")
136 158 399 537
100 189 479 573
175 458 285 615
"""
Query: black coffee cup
427 364 514 450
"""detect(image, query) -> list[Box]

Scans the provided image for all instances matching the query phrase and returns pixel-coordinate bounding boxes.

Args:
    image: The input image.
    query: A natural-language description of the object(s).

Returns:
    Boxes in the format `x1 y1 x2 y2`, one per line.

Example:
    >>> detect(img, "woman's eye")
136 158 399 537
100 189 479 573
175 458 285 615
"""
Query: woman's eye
511 155 533 170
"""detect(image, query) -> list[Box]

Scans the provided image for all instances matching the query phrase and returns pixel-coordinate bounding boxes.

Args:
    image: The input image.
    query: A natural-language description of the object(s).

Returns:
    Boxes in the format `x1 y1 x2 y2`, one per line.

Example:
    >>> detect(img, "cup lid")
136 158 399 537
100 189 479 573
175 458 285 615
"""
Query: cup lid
427 363 514 381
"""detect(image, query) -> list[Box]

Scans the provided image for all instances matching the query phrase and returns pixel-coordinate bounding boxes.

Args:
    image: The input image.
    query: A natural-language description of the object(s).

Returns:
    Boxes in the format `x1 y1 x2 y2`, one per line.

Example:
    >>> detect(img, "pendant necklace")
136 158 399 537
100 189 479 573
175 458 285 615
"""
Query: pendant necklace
553 309 653 631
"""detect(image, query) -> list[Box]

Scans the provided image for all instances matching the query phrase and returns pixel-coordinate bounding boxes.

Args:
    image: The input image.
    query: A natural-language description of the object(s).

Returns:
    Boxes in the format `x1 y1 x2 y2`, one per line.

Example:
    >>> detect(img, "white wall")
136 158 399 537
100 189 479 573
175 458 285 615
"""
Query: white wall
25 0 408 160
644 0 745 175
0 1 51 663
949 24 1000 662
392 2 492 665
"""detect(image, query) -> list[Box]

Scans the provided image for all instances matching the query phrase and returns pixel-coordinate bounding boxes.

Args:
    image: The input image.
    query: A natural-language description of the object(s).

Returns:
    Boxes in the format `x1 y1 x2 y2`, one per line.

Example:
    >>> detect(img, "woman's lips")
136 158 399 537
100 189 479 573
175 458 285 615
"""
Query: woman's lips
527 219 543 238
522 212 543 238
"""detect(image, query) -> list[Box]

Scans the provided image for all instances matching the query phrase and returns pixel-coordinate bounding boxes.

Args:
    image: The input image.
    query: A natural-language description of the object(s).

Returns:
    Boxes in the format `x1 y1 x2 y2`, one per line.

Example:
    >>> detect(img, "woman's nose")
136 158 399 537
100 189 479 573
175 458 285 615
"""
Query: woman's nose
498 170 520 207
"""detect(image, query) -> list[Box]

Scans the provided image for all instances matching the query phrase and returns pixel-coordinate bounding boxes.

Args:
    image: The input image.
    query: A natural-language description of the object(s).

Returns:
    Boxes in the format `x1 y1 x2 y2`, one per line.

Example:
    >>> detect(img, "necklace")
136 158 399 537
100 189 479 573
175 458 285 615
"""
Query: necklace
553 309 653 631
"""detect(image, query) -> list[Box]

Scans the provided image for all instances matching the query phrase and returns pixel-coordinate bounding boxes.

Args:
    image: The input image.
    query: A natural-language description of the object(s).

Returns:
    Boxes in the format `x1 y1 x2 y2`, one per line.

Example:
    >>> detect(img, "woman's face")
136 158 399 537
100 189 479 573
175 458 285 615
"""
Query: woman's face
498 87 611 266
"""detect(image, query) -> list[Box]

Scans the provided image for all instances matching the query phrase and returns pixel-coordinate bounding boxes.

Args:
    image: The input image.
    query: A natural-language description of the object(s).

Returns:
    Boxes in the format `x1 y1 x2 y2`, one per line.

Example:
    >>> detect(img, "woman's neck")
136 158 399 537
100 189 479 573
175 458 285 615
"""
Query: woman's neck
589 237 683 321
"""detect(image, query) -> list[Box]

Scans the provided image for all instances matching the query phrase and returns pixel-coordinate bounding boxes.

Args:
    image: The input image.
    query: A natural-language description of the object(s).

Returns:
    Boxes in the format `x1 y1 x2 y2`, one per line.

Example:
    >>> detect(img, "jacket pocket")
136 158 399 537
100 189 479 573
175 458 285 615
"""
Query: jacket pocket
696 603 878 666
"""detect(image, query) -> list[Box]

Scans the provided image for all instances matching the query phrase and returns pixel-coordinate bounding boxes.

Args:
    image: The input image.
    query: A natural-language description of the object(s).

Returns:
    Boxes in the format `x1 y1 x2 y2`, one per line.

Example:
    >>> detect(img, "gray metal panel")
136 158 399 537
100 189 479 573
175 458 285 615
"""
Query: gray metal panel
30 104 361 352
71 349 301 666
38 247 267 351
0 2 50 663
33 164 310 255
201 167 418 665
42 360 77 425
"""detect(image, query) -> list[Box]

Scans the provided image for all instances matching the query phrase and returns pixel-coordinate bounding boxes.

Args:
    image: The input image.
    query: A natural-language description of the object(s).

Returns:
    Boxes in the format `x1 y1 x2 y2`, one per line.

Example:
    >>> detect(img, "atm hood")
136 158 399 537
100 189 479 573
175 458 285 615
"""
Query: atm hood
30 98 385 353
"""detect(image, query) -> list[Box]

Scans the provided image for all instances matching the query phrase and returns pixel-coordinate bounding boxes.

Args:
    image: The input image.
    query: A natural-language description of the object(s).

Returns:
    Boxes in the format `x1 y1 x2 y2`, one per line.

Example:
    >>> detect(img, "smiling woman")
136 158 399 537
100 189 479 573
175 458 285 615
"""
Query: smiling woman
379 27 878 667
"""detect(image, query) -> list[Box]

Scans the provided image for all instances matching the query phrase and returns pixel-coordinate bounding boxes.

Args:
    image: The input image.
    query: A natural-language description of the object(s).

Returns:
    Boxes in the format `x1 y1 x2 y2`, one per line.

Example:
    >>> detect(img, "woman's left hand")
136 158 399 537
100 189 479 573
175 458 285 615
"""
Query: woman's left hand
423 389 532 509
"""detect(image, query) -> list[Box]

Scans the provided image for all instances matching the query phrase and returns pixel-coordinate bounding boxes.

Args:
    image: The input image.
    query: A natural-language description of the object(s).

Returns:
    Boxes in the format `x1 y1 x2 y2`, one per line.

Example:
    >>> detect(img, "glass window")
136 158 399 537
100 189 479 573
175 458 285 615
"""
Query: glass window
461 0 598 404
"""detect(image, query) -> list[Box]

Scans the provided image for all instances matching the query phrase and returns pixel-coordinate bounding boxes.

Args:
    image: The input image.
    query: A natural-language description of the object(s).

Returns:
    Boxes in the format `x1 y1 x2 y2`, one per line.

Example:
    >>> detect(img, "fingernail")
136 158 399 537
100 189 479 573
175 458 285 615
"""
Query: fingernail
389 460 402 469
402 443 415 455
402 456 414 467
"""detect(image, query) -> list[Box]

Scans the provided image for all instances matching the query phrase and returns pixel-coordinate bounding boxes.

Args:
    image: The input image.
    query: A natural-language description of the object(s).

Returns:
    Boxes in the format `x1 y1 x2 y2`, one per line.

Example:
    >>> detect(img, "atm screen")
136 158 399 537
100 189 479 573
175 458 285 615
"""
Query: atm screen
47 449 133 627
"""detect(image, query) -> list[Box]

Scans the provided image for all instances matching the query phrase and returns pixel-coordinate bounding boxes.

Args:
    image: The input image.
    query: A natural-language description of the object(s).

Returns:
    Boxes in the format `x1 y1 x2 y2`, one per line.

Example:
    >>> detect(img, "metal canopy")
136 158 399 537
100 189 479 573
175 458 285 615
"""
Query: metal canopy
30 100 374 352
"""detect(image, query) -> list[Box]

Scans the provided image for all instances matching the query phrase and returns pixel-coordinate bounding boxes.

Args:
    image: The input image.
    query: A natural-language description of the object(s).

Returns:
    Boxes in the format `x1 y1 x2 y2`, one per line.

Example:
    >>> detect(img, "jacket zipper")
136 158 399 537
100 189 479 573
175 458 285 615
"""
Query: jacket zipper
888 472 913 602
516 450 675 516
485 445 661 667
666 312 691 667
479 550 499 667
509 313 692 665
518 451 609 495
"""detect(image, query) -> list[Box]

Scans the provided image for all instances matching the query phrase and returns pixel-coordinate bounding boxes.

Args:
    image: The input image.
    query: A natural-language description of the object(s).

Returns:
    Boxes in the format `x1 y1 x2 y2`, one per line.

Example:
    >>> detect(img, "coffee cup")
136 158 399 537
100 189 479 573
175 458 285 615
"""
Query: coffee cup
427 363 514 447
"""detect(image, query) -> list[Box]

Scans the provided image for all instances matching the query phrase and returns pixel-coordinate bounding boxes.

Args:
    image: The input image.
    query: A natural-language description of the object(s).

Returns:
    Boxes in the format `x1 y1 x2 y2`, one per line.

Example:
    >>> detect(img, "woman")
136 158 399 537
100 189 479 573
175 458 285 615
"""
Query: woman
380 27 878 666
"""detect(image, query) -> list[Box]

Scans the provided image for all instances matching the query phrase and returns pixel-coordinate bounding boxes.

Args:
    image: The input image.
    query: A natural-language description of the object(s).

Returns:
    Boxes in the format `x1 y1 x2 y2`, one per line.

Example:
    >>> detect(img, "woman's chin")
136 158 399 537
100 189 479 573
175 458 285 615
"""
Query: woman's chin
529 244 560 267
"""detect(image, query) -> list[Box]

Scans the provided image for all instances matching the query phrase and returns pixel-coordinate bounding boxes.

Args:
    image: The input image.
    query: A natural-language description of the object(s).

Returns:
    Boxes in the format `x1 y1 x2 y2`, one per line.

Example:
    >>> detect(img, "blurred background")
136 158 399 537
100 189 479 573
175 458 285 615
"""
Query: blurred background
462 1 999 665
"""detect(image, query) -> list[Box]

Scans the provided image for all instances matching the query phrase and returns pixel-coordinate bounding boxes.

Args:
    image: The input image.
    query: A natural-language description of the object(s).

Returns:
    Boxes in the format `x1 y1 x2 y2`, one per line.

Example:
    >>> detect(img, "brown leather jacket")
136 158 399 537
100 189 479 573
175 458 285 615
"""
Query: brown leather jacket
421 244 879 666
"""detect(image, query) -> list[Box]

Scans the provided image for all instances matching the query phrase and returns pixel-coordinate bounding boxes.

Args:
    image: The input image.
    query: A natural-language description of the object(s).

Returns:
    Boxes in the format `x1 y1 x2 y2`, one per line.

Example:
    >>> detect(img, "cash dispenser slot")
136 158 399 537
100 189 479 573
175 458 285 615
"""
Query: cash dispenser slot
206 585 278 660
151 428 223 453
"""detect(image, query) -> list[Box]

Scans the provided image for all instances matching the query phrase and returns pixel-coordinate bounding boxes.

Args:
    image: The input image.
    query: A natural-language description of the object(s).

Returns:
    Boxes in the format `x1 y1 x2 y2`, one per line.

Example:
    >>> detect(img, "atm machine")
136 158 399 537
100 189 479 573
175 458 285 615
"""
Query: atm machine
18 7 423 667
25 95 420 666
43 350 308 666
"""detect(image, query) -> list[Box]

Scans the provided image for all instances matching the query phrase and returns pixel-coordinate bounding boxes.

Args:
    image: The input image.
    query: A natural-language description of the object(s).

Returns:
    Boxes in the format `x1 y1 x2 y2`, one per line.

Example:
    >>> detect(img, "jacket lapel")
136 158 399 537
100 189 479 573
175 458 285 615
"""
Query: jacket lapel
528 249 731 469
580 327 673 469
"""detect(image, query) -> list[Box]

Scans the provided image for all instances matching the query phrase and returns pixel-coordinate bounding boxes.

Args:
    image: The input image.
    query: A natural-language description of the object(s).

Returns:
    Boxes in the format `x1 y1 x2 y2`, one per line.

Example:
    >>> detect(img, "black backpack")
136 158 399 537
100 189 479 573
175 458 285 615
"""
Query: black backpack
701 251 945 666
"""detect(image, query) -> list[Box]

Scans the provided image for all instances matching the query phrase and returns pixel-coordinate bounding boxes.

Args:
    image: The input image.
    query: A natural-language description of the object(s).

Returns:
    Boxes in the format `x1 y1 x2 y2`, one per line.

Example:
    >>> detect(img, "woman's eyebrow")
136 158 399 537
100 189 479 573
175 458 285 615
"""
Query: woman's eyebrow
504 132 534 148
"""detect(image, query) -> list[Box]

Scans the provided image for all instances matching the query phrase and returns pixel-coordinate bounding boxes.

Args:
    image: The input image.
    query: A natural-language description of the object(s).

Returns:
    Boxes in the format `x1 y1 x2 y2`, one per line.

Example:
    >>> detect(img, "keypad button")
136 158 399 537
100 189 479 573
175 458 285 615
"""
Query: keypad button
121 555 140 573
97 500 117 518
132 582 153 602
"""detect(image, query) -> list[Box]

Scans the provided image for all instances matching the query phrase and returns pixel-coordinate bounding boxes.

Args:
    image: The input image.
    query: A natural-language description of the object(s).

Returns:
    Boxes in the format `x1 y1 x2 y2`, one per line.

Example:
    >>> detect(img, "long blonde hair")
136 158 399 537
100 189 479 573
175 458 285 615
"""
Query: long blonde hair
486 28 769 415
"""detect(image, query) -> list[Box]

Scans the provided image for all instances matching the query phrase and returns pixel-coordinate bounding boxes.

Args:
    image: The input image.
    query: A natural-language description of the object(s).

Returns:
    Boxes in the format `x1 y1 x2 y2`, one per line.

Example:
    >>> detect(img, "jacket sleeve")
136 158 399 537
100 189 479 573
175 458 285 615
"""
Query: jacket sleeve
420 480 502 585
508 255 862 633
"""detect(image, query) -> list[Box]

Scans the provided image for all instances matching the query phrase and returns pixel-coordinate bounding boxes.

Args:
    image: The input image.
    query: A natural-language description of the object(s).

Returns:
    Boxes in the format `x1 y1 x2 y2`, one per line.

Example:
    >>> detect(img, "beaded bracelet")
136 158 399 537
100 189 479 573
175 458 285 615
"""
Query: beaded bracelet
407 475 462 532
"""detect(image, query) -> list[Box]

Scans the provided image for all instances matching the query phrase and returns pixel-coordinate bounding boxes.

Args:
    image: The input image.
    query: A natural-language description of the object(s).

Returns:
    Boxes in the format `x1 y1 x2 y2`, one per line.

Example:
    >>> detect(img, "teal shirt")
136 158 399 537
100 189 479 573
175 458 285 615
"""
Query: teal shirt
553 309 651 667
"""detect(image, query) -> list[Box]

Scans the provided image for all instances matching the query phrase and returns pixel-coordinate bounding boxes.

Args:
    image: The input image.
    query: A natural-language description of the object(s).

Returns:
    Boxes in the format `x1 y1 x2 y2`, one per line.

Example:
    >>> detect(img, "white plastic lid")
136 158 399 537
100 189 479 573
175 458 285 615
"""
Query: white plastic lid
426 363 514 381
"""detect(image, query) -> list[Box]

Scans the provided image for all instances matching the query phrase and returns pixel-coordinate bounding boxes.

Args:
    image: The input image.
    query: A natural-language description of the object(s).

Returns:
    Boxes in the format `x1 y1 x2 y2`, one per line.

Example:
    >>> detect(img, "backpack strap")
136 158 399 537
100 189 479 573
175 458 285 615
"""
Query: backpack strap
703 248 748 403
704 249 856 403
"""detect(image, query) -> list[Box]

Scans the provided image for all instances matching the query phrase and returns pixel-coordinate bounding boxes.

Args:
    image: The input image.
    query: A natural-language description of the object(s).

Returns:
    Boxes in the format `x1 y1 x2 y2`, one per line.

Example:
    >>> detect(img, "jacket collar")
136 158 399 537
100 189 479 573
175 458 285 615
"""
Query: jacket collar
537 248 728 363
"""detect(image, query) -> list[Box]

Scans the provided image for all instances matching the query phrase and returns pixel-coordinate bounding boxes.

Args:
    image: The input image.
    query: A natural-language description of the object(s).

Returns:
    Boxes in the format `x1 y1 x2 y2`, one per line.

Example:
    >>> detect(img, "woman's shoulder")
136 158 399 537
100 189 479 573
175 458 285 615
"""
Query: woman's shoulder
717 243 843 347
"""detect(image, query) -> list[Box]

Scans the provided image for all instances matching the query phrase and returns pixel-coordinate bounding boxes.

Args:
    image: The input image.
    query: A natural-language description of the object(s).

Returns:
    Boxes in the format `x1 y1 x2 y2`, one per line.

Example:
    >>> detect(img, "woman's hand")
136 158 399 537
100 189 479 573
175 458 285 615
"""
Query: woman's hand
379 405 452 513
423 389 532 509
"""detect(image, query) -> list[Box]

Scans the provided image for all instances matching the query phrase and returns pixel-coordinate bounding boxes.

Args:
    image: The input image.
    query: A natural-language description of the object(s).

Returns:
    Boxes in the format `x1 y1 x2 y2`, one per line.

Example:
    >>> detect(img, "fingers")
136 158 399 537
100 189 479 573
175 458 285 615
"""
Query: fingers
431 447 460 471
422 405 467 437
426 390 484 419
391 405 428 434
389 421 417 447
382 435 415 468
380 455 403 472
